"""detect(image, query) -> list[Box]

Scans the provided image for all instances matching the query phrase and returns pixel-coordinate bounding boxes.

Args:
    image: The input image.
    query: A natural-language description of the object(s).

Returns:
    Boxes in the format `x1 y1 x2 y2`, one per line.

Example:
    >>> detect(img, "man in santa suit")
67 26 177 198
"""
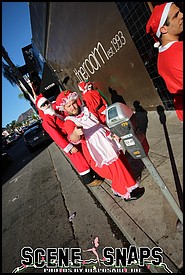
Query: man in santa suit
146 2 183 122
55 90 145 201
78 81 108 124
35 93 103 186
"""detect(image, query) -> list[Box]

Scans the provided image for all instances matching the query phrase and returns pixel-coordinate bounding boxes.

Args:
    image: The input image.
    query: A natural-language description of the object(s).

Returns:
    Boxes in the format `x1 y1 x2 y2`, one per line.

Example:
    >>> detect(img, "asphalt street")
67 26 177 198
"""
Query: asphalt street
2 137 150 273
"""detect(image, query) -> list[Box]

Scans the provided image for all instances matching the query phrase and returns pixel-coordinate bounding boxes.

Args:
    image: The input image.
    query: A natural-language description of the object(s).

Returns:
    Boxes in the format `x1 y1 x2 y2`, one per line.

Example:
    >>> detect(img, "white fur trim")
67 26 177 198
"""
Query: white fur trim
78 86 84 92
37 97 48 108
154 41 160 48
158 41 177 52
56 92 79 111
79 169 91 176
156 2 173 38
78 82 88 93
63 143 73 153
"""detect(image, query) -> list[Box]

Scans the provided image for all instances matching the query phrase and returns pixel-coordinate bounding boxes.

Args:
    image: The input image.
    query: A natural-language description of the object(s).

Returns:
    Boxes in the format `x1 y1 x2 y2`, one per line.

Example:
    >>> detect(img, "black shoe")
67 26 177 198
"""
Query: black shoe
91 169 105 181
124 187 145 202
81 172 94 185
114 194 121 198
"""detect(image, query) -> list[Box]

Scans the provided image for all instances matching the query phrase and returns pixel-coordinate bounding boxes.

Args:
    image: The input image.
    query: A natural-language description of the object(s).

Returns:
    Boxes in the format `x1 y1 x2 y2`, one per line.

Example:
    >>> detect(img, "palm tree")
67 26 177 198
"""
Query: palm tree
2 45 35 106
2 61 18 86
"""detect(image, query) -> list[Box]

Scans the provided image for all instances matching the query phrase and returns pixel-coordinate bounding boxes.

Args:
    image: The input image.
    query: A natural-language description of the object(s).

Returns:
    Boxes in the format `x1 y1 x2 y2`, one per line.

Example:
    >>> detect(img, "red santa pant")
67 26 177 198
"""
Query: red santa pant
65 150 90 175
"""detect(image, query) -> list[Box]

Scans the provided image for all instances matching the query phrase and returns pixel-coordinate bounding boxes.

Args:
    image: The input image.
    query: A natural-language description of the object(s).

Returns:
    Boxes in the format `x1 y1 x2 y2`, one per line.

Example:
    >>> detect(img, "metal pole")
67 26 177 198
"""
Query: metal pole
142 156 183 224
156 105 183 211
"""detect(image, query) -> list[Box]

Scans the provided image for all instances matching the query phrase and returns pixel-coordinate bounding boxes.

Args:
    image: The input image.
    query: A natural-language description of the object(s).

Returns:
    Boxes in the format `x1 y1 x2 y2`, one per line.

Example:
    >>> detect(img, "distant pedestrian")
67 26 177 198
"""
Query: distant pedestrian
146 2 183 122
78 81 108 124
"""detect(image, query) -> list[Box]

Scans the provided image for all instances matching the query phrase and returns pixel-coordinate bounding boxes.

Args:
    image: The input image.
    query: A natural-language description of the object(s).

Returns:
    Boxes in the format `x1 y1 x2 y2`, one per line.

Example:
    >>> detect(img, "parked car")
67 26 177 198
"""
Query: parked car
23 125 52 153
2 146 13 171
27 120 42 130
8 133 21 142
2 135 16 149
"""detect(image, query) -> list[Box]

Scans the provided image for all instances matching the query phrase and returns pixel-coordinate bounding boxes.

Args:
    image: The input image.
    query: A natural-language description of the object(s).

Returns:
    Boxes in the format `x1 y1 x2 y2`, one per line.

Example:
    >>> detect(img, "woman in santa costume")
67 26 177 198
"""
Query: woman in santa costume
146 2 183 122
35 94 103 186
77 81 147 181
55 90 145 201
78 81 108 124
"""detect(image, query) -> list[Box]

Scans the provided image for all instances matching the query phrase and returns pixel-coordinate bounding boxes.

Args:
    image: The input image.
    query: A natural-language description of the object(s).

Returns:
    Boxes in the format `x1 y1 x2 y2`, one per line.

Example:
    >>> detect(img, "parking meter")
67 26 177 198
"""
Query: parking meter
106 102 183 225
106 102 149 159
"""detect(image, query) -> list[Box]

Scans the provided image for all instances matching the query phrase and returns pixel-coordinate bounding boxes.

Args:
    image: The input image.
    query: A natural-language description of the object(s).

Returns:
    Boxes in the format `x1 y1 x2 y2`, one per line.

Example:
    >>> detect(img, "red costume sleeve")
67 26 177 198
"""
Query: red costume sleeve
64 120 83 144
42 116 73 152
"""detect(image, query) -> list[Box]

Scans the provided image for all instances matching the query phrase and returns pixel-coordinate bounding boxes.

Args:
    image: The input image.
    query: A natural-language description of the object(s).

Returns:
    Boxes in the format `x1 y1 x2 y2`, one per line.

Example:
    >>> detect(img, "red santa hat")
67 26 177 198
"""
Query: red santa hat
35 94 48 109
146 2 173 47
55 90 79 111
33 94 45 118
78 81 93 93
78 81 88 93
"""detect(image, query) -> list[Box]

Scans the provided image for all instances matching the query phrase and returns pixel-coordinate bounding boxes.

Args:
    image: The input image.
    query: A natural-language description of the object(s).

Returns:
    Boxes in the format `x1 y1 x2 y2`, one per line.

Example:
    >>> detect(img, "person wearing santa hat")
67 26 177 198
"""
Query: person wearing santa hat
78 81 108 124
55 90 145 201
35 93 103 187
146 2 183 122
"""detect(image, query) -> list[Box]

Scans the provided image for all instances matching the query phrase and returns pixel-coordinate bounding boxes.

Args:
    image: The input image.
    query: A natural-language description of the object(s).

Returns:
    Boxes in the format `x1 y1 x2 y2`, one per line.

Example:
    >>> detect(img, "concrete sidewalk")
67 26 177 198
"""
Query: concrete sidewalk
53 109 183 273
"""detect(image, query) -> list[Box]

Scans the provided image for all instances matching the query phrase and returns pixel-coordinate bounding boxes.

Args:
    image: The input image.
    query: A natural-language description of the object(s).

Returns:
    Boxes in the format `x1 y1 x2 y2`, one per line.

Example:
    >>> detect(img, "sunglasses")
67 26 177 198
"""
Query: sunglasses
40 100 49 108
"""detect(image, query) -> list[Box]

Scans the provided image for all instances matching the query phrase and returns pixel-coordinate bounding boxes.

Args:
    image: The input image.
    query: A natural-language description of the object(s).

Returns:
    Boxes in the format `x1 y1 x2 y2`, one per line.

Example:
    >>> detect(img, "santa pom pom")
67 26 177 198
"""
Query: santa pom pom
154 41 160 48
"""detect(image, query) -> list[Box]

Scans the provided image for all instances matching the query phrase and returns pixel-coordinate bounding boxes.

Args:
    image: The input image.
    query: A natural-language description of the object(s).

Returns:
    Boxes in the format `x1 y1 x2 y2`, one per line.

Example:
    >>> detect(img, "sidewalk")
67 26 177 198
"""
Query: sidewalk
54 109 183 273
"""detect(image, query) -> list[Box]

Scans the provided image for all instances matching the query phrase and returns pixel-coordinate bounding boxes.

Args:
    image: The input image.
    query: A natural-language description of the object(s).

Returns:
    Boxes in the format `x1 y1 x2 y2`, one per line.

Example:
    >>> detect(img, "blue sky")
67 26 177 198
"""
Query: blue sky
2 2 33 128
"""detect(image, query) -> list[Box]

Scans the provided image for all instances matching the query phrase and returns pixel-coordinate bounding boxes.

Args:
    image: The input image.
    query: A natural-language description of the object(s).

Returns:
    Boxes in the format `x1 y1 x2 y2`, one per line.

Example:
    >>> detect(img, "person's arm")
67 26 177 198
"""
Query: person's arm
30 82 37 99
42 120 73 153
64 120 83 144
70 126 83 143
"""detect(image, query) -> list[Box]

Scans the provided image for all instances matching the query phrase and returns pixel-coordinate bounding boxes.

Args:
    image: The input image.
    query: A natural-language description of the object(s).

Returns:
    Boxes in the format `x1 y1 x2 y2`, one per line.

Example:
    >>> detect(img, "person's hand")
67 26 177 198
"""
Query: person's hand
70 146 78 154
73 125 83 137
70 125 84 142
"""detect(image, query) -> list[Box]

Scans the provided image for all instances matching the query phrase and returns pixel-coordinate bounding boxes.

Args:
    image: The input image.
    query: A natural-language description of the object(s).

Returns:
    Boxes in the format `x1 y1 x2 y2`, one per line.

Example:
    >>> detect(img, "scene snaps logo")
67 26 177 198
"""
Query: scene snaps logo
12 238 173 273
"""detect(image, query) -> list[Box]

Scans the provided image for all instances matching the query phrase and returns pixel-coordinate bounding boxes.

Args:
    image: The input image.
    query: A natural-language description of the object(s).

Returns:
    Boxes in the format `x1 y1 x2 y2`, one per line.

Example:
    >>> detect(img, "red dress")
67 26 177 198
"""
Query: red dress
158 41 183 122
64 106 138 199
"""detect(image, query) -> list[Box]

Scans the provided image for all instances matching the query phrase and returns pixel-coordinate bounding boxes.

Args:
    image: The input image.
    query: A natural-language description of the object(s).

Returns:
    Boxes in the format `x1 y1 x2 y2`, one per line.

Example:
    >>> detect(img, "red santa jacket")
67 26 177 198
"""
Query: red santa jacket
158 41 183 121
158 41 183 94
82 89 108 124
41 113 73 153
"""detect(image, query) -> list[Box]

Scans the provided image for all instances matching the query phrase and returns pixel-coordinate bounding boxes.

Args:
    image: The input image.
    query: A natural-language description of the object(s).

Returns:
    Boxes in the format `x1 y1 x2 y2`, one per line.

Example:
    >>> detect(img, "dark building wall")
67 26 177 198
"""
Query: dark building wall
29 2 48 58
115 2 176 110
29 2 175 111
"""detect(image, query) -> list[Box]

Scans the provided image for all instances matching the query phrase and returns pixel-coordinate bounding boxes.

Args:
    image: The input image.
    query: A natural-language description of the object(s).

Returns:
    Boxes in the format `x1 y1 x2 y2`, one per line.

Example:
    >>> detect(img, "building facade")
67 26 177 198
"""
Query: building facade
29 2 182 111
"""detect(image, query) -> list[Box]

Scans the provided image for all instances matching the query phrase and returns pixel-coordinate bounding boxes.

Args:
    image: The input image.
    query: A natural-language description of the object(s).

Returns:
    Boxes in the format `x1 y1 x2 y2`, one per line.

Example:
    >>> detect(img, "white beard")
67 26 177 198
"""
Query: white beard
43 107 56 116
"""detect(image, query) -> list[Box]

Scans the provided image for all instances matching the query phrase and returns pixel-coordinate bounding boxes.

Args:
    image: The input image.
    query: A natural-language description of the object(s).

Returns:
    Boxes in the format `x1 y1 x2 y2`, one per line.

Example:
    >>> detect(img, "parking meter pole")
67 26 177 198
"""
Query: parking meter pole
142 156 183 225
106 103 183 226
